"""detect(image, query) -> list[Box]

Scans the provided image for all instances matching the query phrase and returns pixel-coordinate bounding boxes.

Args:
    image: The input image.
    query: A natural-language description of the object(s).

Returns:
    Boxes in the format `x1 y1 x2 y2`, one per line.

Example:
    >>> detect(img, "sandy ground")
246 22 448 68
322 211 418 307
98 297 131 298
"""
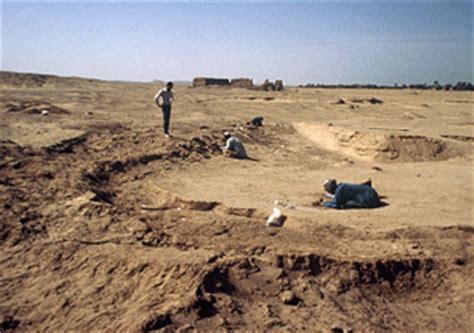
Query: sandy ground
0 71 473 332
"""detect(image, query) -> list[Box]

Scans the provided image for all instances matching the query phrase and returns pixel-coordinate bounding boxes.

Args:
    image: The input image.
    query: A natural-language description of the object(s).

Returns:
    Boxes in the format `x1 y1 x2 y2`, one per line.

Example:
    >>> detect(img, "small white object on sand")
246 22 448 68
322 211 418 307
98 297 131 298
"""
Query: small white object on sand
41 109 49 116
267 207 286 227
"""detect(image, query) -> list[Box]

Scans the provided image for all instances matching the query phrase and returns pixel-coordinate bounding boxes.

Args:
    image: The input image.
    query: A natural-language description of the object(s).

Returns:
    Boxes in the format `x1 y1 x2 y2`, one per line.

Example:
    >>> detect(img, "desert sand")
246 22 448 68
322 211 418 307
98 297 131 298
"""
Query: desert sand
0 71 473 332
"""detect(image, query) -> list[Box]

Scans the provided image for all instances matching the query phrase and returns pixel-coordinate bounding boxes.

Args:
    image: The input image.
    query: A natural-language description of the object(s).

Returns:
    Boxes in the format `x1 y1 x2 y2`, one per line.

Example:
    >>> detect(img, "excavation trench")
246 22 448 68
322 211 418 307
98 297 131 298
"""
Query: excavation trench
294 122 460 162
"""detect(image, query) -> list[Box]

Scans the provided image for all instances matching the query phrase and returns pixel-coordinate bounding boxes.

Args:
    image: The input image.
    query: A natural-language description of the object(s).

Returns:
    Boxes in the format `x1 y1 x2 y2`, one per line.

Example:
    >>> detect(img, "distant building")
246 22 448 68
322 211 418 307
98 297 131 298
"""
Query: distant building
192 77 230 87
261 79 284 91
192 76 285 91
275 80 284 91
229 78 254 89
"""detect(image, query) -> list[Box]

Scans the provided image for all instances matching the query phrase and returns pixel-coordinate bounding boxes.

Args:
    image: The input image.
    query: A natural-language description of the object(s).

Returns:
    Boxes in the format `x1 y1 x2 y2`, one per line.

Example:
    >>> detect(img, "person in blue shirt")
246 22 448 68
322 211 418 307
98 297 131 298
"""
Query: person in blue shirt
323 179 381 209
250 116 264 127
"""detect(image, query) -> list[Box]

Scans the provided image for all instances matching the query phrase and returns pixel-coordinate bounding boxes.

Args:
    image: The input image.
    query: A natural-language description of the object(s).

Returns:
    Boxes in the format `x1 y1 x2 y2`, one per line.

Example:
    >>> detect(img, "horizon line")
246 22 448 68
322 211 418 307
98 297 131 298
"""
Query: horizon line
1 69 472 87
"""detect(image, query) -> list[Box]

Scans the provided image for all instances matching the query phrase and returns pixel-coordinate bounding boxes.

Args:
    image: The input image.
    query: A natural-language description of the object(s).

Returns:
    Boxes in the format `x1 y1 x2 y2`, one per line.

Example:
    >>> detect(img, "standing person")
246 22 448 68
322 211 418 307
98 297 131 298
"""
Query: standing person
154 82 174 138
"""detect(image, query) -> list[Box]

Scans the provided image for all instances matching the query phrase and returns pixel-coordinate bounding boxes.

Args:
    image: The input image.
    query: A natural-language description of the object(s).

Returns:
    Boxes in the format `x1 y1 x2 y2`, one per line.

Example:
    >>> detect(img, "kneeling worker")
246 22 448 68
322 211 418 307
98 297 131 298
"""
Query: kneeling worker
250 116 264 127
223 131 247 159
323 179 381 209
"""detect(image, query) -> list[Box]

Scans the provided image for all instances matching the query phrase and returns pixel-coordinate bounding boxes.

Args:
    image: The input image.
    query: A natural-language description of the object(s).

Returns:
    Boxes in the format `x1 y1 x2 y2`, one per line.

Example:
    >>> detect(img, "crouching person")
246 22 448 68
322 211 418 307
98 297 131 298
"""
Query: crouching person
223 131 247 159
323 179 381 209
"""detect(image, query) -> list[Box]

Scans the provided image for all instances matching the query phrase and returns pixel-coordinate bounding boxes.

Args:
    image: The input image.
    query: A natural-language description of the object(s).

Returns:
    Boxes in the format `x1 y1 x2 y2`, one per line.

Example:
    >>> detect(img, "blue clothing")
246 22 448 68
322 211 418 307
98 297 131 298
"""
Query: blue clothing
162 104 171 135
324 183 381 209
251 117 264 126
224 136 247 159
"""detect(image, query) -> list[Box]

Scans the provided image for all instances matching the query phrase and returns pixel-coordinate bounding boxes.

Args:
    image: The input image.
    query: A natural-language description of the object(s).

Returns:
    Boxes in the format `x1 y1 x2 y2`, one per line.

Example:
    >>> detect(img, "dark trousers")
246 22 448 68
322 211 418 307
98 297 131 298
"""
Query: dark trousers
161 104 171 134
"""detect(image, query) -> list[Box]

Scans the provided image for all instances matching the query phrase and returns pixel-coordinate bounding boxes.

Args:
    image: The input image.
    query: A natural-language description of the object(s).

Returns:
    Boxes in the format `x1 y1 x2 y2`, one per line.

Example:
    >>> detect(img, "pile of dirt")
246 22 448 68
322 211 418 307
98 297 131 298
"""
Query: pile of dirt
440 134 474 142
350 97 383 104
0 140 34 163
0 126 228 247
295 123 459 162
2 100 70 115
139 251 443 331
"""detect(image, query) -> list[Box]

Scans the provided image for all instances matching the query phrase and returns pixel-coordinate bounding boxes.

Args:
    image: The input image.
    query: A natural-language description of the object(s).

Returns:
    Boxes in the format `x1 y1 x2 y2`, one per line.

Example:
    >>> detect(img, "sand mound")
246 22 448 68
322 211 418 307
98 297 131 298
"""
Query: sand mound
0 72 52 88
141 185 220 212
294 123 458 162
2 100 70 115
131 250 452 332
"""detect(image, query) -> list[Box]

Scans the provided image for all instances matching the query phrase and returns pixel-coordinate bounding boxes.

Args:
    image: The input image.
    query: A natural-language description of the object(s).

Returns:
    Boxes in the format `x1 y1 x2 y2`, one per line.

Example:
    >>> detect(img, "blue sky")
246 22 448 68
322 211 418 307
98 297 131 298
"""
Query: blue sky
1 1 472 85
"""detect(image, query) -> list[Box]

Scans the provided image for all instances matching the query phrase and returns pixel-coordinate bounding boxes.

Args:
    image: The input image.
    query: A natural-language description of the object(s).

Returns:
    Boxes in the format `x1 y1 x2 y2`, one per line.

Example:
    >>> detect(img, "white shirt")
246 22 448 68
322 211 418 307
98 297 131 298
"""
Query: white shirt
224 136 247 159
154 88 174 106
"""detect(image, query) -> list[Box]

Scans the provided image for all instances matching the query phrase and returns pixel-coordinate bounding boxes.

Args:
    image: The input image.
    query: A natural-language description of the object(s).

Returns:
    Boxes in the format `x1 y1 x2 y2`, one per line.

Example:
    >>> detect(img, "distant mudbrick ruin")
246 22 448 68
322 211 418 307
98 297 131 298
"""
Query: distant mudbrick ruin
192 78 230 87
230 78 254 89
193 77 284 91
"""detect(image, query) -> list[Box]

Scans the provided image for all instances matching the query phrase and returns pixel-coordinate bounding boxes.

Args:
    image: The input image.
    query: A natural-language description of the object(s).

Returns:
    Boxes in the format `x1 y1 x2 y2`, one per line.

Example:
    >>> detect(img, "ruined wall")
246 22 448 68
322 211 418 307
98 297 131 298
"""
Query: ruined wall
192 77 285 91
229 78 254 89
275 80 284 91
192 77 230 87
259 79 284 91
